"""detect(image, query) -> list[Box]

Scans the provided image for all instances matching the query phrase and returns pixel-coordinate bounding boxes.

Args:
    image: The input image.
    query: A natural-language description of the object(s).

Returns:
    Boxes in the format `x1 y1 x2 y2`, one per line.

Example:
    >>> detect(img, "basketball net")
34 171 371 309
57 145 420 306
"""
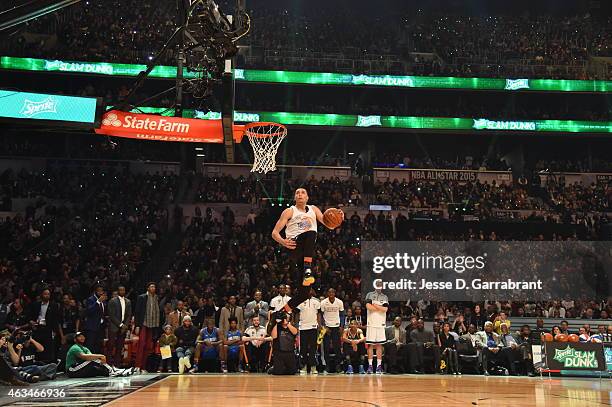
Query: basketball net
245 122 287 174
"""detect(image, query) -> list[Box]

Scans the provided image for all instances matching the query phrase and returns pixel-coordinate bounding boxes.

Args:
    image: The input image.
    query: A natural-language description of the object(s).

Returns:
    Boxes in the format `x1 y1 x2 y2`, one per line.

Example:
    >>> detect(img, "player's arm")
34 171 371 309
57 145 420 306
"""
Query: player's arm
6 341 21 366
224 334 240 346
213 330 224 346
287 321 298 335
271 208 296 249
365 303 386 312
341 329 351 345
365 300 388 313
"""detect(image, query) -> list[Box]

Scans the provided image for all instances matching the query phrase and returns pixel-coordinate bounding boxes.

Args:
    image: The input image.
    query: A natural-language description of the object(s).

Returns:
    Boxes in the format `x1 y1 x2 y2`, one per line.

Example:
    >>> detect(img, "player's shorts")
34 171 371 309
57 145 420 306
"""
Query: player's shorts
365 326 386 344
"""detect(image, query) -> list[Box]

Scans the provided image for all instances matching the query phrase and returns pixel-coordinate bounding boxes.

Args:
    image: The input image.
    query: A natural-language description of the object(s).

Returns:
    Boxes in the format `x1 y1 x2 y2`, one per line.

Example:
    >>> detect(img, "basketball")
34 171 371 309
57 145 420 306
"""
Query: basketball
567 334 579 342
323 208 343 229
554 334 568 342
542 333 553 342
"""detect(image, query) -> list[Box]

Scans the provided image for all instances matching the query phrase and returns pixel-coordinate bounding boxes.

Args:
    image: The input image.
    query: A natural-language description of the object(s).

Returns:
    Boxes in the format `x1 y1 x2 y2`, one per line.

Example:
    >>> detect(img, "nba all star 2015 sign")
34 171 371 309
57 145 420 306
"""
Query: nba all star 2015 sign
95 110 244 143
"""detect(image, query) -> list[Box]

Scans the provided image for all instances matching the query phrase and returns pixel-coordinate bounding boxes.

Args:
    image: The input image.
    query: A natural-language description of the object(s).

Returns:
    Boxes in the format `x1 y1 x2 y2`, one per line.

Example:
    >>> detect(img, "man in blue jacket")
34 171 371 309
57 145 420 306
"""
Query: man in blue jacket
84 284 107 354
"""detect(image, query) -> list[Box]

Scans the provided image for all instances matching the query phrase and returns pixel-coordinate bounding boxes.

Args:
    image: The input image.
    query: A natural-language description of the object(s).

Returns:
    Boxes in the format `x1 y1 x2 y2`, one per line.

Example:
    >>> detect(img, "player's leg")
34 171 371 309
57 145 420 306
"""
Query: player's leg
367 342 374 374
366 327 385 374
375 344 384 374
330 327 341 373
238 345 246 372
220 345 228 373
299 231 317 285
282 232 317 313
357 343 367 374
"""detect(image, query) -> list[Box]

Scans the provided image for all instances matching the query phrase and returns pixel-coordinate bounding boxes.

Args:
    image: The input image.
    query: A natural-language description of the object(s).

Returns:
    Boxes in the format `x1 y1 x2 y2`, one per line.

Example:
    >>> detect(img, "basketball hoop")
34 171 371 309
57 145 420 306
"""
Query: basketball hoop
244 122 287 174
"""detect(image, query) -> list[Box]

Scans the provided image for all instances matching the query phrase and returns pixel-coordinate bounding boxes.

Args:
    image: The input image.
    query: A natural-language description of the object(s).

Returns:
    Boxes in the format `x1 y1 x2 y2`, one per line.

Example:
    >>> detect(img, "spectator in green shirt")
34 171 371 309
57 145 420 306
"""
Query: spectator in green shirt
66 332 137 378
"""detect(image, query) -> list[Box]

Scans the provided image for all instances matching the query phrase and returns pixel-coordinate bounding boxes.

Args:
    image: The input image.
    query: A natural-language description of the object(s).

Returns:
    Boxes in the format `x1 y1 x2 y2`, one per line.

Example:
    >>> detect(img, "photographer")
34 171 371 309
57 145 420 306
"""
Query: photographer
0 334 38 385
6 331 57 381
269 311 298 375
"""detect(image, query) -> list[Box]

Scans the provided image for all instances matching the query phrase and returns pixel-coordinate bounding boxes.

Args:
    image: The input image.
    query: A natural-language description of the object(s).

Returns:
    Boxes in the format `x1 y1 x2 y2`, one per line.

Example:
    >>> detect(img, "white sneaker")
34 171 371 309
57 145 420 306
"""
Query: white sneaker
178 357 185 374
183 357 191 370
109 369 124 377
311 370 318 376
300 368 307 375
122 368 133 377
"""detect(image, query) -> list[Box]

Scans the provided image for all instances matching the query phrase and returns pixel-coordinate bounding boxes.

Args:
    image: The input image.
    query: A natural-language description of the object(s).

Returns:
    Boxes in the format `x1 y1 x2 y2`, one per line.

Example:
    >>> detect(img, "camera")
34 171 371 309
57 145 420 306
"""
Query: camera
9 331 31 345
273 311 287 323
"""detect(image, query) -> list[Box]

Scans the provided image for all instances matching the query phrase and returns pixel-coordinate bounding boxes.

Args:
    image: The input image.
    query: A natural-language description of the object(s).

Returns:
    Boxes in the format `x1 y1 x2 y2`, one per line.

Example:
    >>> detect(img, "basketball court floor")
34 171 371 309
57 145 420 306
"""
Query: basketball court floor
1 373 610 406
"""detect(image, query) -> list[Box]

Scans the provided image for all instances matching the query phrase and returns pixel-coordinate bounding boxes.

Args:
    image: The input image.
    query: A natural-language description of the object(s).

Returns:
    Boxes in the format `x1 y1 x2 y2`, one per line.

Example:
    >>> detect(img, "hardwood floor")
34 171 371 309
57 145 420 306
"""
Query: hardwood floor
107 374 612 407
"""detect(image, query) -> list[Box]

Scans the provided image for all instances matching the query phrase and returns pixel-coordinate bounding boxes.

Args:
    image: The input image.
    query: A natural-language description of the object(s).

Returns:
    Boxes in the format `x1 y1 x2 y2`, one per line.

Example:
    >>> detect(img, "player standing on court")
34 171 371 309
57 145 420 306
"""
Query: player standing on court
365 288 389 374
320 288 344 373
271 188 344 316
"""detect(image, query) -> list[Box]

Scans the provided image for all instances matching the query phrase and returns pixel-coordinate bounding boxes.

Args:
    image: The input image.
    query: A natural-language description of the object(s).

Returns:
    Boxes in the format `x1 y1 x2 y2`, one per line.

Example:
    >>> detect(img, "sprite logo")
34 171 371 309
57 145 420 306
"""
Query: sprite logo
473 118 536 131
20 97 58 117
195 111 222 120
553 346 598 369
234 69 245 80
505 79 530 90
356 115 382 127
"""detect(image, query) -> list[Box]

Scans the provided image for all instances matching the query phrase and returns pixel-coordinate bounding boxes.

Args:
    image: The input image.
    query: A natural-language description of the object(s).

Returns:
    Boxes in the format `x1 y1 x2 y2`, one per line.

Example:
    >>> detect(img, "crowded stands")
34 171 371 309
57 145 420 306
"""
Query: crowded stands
0 164 609 382
1 1 610 79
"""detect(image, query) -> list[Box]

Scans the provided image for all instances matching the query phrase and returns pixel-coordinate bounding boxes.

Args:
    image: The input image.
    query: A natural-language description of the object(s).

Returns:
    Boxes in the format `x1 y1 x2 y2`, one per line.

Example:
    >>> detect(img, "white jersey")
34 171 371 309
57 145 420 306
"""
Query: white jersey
365 291 388 328
270 295 291 312
285 205 317 239
320 298 344 328
244 325 268 339
297 298 321 330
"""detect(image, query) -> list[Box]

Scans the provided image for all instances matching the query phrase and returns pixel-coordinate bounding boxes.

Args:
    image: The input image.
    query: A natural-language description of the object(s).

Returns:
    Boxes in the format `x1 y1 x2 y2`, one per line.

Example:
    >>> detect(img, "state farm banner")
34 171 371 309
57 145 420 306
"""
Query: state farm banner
544 342 606 372
95 110 244 143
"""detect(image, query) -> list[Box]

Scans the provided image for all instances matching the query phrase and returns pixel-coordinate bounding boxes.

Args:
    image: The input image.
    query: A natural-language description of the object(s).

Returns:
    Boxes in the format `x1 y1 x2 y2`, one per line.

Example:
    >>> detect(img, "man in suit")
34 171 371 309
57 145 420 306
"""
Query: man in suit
219 295 244 333
107 286 132 367
84 284 107 355
166 300 192 330
27 288 60 363
134 282 163 371
384 316 409 373
408 318 440 374
244 290 269 328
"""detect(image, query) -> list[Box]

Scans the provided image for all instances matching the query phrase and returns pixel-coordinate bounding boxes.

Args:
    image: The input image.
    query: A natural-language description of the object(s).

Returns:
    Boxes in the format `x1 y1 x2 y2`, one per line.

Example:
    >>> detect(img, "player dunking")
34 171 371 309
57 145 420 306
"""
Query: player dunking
271 188 343 315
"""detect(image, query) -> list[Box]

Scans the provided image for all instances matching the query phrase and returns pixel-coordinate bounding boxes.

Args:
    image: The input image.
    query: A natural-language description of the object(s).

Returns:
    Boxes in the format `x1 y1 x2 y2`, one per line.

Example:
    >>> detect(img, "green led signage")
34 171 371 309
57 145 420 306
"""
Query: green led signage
1 57 199 79
3 56 611 92
125 107 609 133
1 90 98 124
